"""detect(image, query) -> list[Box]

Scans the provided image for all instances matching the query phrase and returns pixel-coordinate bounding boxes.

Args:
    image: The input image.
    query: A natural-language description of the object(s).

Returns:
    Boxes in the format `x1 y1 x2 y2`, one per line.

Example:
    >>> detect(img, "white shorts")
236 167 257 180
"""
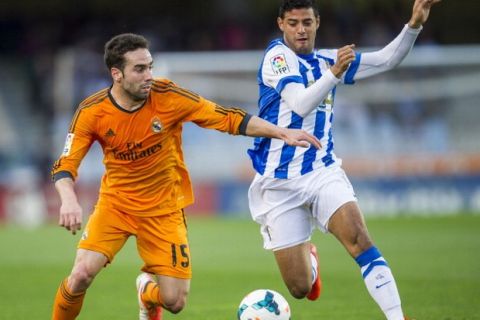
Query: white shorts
248 166 357 251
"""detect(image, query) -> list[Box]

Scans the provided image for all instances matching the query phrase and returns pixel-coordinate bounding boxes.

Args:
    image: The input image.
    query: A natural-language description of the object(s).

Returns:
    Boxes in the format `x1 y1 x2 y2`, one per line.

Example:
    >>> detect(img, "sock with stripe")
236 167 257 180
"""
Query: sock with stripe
355 246 404 320
52 278 86 320
141 280 163 306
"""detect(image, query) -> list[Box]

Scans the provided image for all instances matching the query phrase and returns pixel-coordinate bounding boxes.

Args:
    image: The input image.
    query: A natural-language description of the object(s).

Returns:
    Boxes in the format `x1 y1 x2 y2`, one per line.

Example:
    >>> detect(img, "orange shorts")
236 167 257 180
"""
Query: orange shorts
78 204 191 279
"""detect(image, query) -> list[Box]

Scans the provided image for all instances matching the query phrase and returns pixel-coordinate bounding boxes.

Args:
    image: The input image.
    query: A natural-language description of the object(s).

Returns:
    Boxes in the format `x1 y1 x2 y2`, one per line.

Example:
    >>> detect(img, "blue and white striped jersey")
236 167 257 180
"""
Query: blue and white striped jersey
248 38 362 179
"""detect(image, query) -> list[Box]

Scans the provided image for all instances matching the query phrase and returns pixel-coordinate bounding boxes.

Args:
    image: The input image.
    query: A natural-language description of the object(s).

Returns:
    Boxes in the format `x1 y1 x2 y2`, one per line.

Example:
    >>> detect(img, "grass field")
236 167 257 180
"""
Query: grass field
0 214 479 319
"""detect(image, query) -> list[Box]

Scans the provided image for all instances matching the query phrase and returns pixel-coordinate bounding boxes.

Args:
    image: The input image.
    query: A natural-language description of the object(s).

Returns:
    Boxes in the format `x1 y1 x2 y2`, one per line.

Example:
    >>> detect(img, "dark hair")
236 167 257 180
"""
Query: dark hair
279 0 319 18
104 33 149 70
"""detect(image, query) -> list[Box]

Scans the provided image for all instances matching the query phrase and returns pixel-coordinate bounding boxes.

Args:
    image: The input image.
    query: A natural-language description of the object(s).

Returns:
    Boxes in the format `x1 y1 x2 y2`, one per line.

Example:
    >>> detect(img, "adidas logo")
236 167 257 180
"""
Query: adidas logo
105 128 116 138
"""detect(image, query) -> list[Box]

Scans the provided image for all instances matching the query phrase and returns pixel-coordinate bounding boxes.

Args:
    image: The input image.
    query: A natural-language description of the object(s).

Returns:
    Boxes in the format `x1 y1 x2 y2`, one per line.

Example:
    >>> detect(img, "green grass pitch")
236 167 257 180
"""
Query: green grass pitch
0 214 479 319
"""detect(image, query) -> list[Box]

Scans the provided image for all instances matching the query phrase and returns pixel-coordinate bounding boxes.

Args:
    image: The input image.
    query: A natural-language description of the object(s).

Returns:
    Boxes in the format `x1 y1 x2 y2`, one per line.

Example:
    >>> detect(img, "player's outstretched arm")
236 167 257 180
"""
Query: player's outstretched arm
55 177 83 235
244 115 321 149
409 0 441 29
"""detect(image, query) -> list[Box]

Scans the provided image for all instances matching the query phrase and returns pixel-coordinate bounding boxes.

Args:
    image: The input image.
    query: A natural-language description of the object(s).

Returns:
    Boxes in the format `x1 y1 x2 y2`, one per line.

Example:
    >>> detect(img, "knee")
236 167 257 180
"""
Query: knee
166 302 185 314
69 264 97 291
286 279 311 299
162 290 188 314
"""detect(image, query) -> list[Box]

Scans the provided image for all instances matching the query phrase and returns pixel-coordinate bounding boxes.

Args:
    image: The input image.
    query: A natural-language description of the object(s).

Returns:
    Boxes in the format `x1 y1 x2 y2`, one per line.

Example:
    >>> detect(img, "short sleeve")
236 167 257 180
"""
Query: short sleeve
261 44 304 94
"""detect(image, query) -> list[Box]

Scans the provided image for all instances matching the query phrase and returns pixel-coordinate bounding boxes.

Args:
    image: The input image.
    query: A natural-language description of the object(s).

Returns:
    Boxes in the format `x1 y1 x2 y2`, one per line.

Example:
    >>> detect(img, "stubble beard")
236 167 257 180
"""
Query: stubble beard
125 85 148 102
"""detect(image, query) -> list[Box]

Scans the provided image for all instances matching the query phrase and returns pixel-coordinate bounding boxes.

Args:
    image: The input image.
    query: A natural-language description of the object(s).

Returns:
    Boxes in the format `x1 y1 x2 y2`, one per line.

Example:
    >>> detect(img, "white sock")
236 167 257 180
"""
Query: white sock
356 247 404 320
310 252 318 285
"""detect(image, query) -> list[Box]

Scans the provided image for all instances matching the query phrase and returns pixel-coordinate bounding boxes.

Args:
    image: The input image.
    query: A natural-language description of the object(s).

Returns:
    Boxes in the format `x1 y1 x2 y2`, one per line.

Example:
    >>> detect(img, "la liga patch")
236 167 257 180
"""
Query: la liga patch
270 54 290 75
62 133 74 156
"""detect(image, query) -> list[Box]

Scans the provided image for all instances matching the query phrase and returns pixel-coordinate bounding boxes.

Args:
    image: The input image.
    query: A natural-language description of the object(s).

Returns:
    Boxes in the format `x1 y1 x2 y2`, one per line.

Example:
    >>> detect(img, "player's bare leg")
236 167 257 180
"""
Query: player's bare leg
156 274 190 313
328 201 373 257
328 201 404 320
273 242 319 299
67 249 108 292
52 249 108 320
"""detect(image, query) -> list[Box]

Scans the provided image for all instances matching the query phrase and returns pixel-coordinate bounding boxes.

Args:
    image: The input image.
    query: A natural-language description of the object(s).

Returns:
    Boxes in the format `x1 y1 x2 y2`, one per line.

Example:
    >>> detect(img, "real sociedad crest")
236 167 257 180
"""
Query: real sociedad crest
151 118 163 133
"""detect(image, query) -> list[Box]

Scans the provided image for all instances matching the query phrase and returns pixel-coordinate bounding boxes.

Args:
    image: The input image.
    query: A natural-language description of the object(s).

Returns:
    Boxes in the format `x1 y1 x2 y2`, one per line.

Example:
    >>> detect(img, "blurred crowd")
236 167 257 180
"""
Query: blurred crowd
2 1 454 56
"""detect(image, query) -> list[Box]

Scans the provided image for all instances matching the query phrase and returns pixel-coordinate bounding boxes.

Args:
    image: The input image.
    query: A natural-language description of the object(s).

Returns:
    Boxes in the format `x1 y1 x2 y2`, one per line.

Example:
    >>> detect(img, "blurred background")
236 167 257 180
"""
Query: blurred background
1 0 479 227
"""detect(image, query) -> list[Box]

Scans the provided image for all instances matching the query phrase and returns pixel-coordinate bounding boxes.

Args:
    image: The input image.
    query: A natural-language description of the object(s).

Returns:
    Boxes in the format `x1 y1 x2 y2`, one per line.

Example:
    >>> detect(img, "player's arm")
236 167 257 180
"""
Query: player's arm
178 90 321 149
261 46 344 118
243 115 321 149
354 0 440 80
55 177 83 235
280 71 340 118
51 107 95 235
281 43 358 118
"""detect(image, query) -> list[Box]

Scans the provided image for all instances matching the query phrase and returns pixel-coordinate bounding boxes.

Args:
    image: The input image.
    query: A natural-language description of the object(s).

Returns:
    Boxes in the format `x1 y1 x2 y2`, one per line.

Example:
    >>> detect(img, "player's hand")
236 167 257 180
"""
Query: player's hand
330 44 356 78
280 128 322 149
408 0 441 29
58 201 83 235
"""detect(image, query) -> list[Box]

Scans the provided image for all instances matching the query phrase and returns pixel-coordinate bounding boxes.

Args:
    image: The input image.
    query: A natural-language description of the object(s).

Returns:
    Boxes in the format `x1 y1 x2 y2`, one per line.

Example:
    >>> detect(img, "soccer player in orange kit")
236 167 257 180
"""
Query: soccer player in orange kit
50 33 321 320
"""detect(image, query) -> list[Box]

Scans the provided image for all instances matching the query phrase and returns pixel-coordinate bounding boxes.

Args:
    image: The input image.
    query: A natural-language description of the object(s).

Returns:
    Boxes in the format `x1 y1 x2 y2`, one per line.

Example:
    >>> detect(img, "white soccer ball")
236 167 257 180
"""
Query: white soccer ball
237 289 291 320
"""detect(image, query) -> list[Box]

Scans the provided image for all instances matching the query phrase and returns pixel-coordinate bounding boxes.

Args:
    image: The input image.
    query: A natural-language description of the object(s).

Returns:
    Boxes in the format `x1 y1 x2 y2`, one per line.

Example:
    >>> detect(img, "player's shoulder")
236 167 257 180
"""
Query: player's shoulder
152 78 176 88
69 88 109 130
264 39 295 58
151 78 200 103
262 38 299 73
151 78 175 98
77 88 110 111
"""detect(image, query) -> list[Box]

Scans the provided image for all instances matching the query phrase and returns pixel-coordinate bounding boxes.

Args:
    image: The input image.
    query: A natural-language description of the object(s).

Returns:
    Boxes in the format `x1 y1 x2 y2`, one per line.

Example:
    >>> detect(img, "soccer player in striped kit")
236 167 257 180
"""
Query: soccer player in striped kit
247 0 439 319
50 33 320 320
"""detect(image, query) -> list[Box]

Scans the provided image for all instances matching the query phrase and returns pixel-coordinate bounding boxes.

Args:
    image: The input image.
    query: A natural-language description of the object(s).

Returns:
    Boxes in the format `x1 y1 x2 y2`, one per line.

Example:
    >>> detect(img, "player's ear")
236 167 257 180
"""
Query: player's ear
316 15 320 29
277 17 285 32
111 67 122 83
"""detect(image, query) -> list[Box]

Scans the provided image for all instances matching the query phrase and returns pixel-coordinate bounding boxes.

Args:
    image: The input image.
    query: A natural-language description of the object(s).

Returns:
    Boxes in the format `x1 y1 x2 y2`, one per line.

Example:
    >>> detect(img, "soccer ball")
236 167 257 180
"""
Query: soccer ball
237 289 291 320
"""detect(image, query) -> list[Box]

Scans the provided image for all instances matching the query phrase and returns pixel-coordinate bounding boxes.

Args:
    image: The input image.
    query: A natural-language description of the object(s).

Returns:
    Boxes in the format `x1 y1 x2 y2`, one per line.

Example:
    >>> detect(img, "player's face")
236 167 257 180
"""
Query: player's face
118 48 154 101
278 8 319 55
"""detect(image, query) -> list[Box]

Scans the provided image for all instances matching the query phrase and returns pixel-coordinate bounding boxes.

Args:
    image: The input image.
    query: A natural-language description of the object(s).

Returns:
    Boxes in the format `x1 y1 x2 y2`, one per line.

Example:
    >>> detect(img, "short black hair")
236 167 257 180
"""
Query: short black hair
279 0 319 18
104 33 149 71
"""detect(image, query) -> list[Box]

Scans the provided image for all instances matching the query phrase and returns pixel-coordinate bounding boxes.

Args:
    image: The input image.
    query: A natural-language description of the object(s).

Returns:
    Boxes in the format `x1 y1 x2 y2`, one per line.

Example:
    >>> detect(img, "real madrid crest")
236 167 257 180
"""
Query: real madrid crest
151 117 163 133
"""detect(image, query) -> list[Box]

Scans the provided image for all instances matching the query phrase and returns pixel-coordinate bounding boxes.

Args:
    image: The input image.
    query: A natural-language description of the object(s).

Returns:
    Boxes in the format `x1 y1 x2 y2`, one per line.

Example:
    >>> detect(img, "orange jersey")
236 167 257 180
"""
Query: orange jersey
51 79 250 216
